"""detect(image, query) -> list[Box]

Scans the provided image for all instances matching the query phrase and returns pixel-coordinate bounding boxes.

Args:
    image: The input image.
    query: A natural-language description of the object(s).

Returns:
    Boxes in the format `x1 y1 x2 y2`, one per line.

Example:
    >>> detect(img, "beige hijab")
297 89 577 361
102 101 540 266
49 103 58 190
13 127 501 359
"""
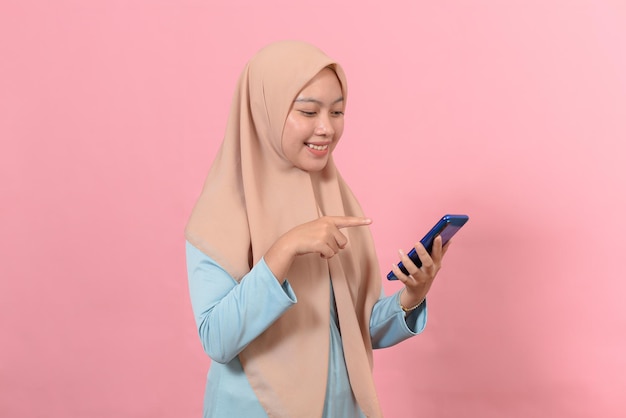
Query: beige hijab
186 40 383 417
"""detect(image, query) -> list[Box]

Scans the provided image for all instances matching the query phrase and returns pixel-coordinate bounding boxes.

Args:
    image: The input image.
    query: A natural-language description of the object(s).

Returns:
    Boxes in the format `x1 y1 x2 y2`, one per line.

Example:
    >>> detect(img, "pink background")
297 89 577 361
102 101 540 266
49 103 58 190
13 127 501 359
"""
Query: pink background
2 1 625 417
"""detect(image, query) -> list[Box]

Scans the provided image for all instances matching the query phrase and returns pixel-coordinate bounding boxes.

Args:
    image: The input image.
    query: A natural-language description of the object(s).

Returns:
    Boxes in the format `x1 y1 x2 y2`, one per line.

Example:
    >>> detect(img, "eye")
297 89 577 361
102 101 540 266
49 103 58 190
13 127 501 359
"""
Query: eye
331 110 344 117
298 110 317 117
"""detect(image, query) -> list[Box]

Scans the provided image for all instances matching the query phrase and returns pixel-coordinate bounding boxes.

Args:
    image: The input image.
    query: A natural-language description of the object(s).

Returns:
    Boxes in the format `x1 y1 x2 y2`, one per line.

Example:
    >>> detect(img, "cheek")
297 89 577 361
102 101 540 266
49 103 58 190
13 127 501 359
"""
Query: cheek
336 121 344 136
281 119 309 158
283 115 310 141
333 120 345 140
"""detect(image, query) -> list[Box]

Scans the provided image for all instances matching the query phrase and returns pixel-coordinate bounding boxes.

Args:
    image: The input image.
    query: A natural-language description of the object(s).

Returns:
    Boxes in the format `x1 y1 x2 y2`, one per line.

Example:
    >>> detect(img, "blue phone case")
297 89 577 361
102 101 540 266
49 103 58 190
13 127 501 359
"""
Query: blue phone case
387 214 469 280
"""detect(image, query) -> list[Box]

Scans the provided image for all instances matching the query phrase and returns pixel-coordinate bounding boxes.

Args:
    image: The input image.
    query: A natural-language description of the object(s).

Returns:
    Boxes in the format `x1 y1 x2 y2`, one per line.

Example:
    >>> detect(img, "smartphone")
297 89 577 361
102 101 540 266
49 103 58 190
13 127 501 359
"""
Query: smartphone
387 214 469 280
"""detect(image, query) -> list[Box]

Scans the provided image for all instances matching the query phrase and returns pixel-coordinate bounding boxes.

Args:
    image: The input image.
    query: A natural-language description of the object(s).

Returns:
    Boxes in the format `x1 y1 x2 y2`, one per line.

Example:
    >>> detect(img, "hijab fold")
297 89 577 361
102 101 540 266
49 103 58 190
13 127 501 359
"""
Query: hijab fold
186 40 383 417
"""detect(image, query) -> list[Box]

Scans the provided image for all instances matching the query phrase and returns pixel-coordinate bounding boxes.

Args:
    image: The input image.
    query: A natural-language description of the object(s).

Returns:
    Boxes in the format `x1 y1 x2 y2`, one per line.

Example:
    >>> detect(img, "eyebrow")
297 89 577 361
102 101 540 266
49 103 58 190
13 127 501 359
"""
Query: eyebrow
294 97 344 105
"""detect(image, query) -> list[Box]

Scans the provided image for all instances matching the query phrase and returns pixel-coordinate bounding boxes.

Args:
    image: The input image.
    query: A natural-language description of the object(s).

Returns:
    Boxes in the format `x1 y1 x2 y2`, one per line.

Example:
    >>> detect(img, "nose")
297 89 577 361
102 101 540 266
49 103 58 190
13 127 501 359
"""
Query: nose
314 114 335 137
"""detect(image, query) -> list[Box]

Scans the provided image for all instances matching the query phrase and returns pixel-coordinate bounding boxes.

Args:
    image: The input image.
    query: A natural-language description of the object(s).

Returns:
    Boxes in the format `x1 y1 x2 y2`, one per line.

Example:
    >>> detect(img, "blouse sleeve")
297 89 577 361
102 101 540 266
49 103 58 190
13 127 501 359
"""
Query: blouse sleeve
369 289 428 349
186 241 297 364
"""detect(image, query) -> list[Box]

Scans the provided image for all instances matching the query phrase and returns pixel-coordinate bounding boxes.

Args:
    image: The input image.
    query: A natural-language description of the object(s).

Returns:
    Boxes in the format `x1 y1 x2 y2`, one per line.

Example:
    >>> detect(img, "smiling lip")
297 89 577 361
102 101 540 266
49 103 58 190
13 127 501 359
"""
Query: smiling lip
305 142 330 157
306 143 329 151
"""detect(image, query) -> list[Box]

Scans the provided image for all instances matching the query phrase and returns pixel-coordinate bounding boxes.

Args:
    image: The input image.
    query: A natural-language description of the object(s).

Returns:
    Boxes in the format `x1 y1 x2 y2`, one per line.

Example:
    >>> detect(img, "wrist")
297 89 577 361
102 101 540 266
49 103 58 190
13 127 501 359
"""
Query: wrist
265 236 296 283
399 288 424 313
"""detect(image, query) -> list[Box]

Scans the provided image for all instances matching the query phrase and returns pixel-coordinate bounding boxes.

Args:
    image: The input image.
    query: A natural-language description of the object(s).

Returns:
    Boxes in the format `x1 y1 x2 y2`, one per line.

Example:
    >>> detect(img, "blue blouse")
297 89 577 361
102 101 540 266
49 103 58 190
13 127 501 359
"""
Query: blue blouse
186 241 427 417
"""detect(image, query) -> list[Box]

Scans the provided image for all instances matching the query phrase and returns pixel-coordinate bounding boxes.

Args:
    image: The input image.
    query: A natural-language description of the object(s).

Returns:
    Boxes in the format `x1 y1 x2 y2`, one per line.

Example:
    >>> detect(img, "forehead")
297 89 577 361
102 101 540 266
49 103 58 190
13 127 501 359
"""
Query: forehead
295 68 343 100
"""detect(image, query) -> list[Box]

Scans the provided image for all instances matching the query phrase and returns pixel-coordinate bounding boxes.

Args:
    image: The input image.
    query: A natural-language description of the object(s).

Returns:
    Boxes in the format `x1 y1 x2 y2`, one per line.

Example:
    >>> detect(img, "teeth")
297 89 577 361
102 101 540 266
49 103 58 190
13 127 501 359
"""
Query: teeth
306 143 328 151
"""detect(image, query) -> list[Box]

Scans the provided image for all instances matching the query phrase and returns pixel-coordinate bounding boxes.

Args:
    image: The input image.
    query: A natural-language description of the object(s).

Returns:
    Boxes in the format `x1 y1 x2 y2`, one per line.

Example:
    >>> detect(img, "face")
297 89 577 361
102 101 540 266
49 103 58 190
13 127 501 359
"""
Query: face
281 67 345 172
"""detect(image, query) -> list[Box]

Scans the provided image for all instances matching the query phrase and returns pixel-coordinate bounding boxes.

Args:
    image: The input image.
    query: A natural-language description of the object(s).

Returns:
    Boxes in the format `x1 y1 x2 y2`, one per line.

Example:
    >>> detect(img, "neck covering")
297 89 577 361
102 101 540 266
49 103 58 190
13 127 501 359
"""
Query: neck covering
185 40 383 417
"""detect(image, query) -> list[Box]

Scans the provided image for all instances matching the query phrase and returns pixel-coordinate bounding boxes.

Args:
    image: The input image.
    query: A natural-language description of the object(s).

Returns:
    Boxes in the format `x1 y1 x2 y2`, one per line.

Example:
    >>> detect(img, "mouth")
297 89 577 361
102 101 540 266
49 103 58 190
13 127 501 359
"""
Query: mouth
305 143 330 151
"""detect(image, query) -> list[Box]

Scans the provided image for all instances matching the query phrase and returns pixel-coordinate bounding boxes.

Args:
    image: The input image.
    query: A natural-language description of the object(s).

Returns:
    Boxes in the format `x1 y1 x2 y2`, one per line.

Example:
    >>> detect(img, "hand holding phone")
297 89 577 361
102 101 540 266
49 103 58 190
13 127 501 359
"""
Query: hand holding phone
387 214 469 280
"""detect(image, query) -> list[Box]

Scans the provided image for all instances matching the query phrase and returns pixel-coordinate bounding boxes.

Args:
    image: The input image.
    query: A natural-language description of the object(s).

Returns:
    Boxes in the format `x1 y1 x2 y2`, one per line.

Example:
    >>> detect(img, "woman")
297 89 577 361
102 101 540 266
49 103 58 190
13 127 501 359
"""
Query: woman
185 40 448 417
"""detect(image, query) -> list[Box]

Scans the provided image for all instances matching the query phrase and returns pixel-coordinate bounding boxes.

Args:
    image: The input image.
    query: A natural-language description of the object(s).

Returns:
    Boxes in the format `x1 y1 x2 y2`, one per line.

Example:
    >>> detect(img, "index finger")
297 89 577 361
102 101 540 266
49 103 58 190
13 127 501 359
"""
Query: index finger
327 216 373 229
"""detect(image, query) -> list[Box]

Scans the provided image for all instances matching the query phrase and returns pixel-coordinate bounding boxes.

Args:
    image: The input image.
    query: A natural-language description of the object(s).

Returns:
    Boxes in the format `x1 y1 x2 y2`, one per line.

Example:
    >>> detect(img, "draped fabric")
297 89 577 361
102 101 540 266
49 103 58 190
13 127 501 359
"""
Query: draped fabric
185 40 383 417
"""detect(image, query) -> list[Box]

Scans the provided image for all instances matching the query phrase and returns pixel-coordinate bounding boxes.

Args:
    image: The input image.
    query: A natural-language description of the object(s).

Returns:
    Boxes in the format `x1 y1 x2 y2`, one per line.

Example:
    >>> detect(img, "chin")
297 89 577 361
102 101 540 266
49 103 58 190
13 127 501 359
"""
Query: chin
297 160 329 173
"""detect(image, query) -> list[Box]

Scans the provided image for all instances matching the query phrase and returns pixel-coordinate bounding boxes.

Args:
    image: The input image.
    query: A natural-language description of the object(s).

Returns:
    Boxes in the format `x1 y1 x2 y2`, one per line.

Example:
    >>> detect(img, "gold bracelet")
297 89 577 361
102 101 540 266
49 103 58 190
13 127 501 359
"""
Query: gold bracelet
400 288 424 313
